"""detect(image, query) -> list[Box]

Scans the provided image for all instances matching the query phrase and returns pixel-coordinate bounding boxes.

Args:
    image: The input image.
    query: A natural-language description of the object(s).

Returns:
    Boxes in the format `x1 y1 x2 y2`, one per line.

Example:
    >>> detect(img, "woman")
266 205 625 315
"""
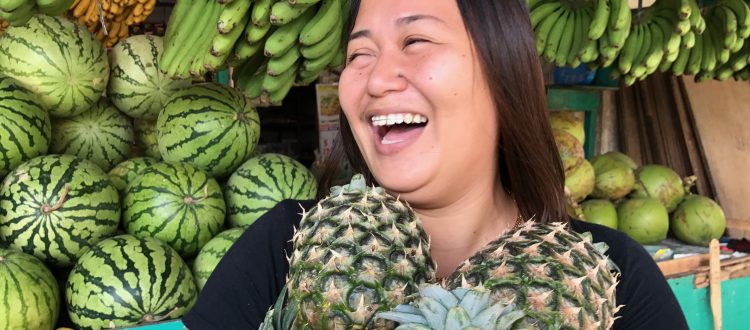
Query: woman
183 0 688 329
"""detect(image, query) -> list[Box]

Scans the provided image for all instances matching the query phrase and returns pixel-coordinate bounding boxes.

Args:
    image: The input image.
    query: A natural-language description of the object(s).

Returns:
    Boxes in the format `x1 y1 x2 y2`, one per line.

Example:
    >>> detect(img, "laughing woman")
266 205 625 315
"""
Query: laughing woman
183 1 688 329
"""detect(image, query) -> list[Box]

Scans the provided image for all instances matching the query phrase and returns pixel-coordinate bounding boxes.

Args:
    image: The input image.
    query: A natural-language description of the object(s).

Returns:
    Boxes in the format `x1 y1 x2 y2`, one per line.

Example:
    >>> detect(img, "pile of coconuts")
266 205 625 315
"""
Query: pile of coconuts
550 111 726 247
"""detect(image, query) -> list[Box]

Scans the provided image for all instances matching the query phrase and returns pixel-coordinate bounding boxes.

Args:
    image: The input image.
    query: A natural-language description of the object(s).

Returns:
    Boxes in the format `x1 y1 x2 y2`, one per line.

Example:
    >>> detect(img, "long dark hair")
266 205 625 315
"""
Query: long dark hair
319 0 567 224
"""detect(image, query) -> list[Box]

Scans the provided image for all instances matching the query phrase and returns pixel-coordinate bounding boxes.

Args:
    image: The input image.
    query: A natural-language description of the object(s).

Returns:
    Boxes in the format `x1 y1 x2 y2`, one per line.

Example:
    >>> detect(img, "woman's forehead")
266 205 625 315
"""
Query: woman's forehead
353 0 463 28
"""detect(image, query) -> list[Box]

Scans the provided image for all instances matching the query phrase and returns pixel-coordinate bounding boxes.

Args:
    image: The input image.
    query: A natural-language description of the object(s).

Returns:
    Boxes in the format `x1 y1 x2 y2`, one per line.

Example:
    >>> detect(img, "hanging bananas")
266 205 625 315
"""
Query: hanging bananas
69 0 157 48
160 0 347 107
0 0 73 26
528 0 633 68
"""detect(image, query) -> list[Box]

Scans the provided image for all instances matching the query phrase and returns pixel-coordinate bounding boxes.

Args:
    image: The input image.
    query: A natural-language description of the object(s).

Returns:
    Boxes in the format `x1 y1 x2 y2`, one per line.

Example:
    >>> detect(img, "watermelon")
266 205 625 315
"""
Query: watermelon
134 118 161 159
108 35 191 120
0 248 60 330
0 154 120 267
192 227 244 290
123 162 226 258
157 83 260 178
50 98 135 171
225 153 317 228
108 157 158 193
0 15 109 117
66 235 197 330
0 75 51 179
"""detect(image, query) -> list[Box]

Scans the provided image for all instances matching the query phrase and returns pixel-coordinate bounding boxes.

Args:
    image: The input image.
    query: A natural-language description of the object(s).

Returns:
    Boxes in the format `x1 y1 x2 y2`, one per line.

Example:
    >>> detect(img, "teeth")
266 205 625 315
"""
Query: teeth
372 113 427 127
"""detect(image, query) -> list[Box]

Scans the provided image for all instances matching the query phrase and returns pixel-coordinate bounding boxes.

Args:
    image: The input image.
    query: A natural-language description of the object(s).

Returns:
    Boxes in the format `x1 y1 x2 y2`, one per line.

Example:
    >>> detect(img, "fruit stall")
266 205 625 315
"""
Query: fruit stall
0 0 749 330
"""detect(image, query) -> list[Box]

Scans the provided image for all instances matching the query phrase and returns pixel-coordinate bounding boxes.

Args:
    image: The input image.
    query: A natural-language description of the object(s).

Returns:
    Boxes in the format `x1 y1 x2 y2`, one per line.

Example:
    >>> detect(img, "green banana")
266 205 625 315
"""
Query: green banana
686 32 704 75
246 18 273 43
530 1 561 29
242 66 268 99
252 0 274 26
534 6 565 55
722 0 750 38
234 35 266 61
644 23 666 74
303 42 338 73
328 48 345 69
235 52 266 87
290 0 323 6
267 71 297 105
217 0 252 34
265 7 316 57
631 23 653 77
38 0 75 15
262 66 297 93
567 7 587 65
707 16 730 65
212 9 250 58
2 0 33 25
267 44 301 76
681 29 696 49
714 6 738 50
189 0 224 78
607 5 631 49
609 0 631 31
300 0 342 46
588 0 610 40
701 24 718 71
0 0 25 12
301 14 342 59
271 1 315 25
543 7 571 63
163 0 210 76
687 0 706 33
618 24 643 74
555 8 577 66
670 45 690 75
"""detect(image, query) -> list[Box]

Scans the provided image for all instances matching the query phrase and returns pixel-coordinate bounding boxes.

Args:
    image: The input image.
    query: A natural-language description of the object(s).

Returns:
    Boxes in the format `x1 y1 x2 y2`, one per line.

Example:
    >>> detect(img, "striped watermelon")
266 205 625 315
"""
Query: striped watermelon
0 15 109 117
225 153 317 228
0 154 120 267
123 162 225 258
134 118 161 159
0 248 60 330
108 35 191 120
66 235 197 330
50 99 135 171
157 83 260 178
0 75 51 179
108 157 158 193
192 227 244 290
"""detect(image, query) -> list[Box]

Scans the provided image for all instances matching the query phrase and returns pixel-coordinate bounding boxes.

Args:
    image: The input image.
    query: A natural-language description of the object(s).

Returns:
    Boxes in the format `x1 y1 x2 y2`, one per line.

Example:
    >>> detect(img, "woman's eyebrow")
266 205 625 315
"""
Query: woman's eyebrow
349 14 447 42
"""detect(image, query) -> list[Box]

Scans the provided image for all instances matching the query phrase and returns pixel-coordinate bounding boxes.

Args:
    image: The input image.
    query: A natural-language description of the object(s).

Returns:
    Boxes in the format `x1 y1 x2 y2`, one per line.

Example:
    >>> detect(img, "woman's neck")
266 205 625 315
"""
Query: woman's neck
414 184 518 279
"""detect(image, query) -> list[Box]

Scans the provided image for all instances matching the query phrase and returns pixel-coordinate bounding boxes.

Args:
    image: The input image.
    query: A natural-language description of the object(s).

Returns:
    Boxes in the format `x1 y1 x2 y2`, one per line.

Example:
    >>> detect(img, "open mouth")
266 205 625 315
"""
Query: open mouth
371 113 428 145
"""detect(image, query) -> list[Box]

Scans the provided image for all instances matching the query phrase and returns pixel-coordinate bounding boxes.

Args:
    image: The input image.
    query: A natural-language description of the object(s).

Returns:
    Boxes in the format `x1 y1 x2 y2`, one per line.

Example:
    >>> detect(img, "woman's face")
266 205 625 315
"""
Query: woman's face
339 0 499 207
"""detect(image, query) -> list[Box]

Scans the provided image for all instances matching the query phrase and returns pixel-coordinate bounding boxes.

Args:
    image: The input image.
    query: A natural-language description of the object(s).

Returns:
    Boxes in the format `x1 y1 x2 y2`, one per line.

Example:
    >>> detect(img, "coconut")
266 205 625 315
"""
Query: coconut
617 197 669 245
565 160 595 201
632 165 685 212
581 199 618 229
590 153 636 200
549 111 585 145
553 129 584 175
671 195 726 246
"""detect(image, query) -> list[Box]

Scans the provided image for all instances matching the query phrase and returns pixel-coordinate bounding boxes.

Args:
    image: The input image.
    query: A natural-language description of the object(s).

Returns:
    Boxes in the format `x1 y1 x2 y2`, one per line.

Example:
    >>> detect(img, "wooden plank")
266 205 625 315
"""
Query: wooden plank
659 254 711 278
672 77 714 197
683 79 750 233
726 217 750 240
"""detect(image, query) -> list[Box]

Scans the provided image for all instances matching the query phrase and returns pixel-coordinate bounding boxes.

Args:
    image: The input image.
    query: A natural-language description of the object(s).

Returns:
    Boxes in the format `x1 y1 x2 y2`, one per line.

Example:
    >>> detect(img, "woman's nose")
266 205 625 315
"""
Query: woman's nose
366 50 408 97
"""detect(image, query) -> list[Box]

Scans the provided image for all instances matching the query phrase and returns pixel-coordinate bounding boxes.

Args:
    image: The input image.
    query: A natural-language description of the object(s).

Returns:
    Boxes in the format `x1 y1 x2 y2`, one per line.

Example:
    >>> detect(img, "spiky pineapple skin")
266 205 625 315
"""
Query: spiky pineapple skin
446 222 621 330
288 185 436 329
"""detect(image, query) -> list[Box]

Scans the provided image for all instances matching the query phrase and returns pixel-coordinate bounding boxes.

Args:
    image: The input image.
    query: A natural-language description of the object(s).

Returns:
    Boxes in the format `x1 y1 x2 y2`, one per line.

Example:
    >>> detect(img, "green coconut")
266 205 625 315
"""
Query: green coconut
590 153 636 200
565 160 595 201
632 164 685 212
553 129 584 175
617 197 669 245
671 195 726 246
581 199 618 229
549 111 585 145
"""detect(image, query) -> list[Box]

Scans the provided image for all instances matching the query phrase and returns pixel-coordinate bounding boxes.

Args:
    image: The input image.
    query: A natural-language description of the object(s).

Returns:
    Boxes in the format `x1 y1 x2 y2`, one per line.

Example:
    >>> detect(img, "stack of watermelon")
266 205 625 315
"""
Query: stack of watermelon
0 14 320 330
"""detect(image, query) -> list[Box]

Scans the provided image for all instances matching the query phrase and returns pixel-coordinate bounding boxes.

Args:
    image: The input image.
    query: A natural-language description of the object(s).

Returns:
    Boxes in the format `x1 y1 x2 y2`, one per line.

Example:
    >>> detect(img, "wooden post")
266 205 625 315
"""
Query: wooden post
709 239 722 330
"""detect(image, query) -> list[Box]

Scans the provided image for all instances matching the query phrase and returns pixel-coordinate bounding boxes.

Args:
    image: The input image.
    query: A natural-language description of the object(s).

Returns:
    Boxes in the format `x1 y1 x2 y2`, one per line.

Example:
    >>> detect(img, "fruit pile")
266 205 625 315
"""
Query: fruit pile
70 0 158 47
528 0 750 84
0 0 72 26
552 111 727 247
159 0 347 106
0 15 320 329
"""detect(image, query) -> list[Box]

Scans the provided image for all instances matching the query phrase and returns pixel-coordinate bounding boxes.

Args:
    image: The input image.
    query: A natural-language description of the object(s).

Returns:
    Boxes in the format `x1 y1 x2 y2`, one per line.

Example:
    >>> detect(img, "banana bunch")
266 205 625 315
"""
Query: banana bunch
70 0 156 48
160 0 347 106
670 0 750 82
528 0 632 68
0 0 73 26
609 0 698 85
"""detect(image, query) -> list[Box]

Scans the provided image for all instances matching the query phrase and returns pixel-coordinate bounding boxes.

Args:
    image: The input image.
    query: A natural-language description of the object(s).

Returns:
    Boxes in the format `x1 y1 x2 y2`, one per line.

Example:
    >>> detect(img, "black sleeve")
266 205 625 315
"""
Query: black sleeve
182 199 314 330
570 220 689 330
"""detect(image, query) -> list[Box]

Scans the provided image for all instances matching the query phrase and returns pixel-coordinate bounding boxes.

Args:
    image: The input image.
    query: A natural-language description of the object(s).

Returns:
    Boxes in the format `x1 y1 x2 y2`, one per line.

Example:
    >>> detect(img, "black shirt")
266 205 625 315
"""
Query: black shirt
183 199 688 329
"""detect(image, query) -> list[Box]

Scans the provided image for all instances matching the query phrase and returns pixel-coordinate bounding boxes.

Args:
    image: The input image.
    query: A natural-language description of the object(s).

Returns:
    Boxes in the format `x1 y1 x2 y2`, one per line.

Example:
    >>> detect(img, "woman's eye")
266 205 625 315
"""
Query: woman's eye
404 37 428 47
346 53 364 64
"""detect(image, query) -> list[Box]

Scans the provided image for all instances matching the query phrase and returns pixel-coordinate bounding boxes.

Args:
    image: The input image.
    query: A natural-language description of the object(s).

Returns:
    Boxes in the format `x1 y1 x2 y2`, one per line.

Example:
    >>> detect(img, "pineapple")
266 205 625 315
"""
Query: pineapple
377 284 526 329
285 174 436 329
444 222 622 330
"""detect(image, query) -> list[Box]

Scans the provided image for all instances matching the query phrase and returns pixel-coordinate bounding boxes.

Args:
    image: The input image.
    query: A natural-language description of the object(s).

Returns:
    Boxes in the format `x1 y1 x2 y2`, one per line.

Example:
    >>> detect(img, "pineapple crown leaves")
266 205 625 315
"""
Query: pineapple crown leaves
329 173 385 196
376 284 525 330
258 285 298 330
